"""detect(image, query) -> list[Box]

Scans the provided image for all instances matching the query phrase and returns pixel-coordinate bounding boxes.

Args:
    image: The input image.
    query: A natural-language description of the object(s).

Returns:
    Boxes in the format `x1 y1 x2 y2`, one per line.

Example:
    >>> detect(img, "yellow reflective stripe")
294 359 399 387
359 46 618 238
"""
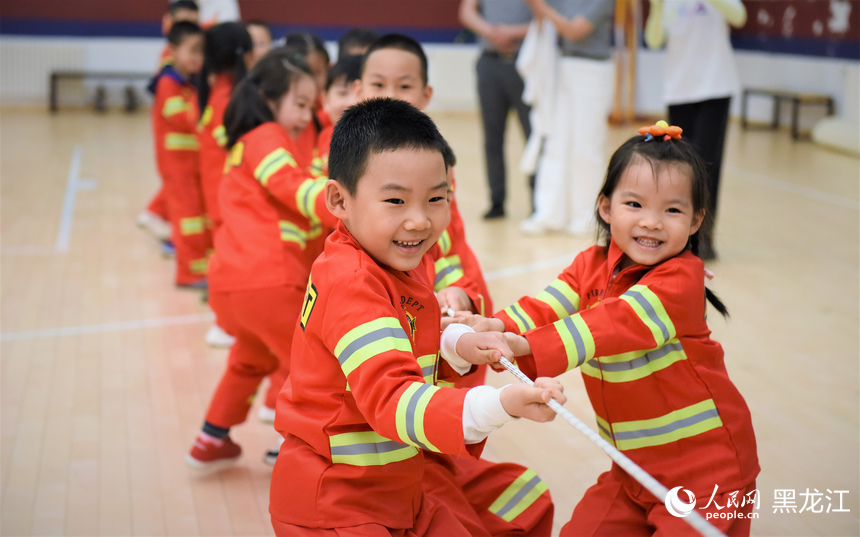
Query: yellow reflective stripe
595 414 615 446
165 133 199 151
180 216 205 235
279 220 307 248
162 95 189 117
434 255 464 291
437 230 452 256
329 430 418 466
416 354 437 384
535 279 580 320
335 317 411 378
436 380 454 387
213 125 227 147
620 285 676 347
588 339 687 383
487 468 549 522
611 399 723 451
554 315 595 372
311 156 325 177
395 382 441 452
254 148 297 187
504 303 536 333
296 177 327 223
198 104 213 128
189 257 208 275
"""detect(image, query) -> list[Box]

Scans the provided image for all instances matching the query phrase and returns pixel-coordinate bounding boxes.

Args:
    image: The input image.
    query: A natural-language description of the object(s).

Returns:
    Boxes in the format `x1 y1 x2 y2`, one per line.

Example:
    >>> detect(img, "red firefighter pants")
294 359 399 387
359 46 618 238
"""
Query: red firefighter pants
147 187 169 220
163 171 210 285
561 464 755 537
205 285 304 428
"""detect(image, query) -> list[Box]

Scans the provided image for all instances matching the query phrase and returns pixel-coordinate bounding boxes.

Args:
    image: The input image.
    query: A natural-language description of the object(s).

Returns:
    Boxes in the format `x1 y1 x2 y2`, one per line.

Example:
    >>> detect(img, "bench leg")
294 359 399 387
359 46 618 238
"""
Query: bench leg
772 97 781 130
791 98 800 140
741 90 749 129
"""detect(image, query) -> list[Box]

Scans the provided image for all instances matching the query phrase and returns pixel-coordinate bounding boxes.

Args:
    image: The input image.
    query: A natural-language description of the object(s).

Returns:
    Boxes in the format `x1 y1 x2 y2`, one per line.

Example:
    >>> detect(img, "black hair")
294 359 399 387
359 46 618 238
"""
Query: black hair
329 98 448 195
245 19 272 35
167 20 202 47
168 0 198 16
362 33 428 85
596 133 729 317
337 27 380 58
284 32 331 65
441 139 457 168
325 54 363 91
198 22 252 111
223 48 314 149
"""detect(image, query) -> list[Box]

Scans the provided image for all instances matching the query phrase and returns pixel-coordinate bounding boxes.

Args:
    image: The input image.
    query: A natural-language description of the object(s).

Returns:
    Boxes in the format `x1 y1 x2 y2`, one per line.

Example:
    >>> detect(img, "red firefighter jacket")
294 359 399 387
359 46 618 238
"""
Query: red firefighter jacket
495 240 759 500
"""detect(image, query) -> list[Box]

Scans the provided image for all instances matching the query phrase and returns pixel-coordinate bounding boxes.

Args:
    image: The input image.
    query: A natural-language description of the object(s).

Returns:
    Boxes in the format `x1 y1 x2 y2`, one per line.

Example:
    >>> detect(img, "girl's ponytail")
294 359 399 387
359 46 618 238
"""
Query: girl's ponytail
705 287 729 318
198 22 253 112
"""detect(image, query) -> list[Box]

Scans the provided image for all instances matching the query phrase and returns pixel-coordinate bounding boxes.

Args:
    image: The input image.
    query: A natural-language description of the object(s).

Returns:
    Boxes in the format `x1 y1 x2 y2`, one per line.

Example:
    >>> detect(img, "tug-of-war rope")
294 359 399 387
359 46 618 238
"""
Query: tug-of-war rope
498 357 727 537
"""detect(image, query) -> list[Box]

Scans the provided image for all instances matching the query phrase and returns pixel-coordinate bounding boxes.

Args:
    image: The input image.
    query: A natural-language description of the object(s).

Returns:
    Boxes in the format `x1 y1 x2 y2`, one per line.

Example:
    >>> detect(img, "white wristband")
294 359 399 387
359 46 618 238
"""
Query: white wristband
463 385 517 444
440 323 475 375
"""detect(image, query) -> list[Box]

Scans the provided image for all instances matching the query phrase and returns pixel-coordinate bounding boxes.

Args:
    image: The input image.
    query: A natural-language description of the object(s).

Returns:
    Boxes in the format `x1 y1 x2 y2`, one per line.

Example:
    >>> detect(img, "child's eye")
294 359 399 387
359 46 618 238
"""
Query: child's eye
666 207 682 214
384 198 404 205
429 196 445 203
372 83 383 88
624 201 641 208
400 85 413 90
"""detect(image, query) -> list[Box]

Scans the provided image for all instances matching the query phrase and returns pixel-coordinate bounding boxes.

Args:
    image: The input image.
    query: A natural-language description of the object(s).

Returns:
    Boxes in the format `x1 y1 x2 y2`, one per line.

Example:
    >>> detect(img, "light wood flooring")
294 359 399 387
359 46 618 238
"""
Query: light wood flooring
1 107 858 536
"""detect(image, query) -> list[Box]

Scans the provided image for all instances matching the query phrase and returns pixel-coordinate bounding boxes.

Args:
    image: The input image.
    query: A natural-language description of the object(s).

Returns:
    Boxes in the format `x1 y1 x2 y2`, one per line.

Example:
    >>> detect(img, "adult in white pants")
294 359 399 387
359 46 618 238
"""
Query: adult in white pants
520 0 614 236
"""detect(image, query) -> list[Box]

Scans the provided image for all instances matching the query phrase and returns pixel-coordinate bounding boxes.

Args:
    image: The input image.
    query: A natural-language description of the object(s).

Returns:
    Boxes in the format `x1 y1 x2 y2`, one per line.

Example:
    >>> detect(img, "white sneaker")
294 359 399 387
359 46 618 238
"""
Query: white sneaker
205 325 236 348
258 404 276 424
137 211 172 241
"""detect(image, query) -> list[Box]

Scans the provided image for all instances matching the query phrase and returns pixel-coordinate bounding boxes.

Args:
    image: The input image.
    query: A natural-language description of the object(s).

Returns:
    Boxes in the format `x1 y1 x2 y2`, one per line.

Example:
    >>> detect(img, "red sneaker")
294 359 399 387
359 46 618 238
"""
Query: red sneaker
186 434 241 473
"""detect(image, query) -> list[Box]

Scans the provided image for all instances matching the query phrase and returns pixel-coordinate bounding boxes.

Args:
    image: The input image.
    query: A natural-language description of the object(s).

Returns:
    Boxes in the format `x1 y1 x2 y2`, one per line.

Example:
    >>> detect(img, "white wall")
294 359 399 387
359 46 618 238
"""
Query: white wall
1 35 857 132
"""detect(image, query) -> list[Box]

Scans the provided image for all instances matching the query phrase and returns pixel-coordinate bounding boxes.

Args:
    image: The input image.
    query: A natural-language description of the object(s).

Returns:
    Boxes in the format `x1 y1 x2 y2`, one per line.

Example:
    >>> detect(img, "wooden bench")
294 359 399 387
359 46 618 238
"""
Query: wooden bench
741 88 835 140
49 70 152 113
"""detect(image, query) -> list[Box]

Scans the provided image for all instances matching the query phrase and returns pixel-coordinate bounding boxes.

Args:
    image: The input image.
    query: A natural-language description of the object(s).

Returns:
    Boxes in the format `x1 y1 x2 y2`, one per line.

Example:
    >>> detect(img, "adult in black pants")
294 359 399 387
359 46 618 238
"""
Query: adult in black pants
459 0 532 219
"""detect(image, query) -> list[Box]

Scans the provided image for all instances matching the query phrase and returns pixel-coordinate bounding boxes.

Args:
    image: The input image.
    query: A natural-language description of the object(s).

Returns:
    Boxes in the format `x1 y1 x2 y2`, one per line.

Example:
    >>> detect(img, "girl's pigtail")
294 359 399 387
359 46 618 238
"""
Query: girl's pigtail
705 287 729 318
198 56 213 112
223 76 272 149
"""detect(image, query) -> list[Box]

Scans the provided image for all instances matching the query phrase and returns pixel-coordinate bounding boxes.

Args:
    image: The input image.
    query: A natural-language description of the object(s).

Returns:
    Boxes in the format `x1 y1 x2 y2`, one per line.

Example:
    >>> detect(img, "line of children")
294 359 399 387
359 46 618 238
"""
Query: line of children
452 123 760 537
148 20 211 287
269 96 563 536
138 0 201 244
186 48 336 470
245 19 273 68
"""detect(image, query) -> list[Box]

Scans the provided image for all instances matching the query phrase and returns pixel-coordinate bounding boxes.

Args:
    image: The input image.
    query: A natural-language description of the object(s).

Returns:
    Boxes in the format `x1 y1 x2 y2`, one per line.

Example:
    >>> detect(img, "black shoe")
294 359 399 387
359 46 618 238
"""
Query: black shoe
483 205 505 220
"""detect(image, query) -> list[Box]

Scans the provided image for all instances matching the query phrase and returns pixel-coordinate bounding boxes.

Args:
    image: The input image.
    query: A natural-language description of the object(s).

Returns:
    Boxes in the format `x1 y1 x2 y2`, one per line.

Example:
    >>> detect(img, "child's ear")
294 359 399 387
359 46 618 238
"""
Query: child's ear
419 84 433 110
324 179 348 219
162 14 172 36
689 209 705 235
597 194 611 225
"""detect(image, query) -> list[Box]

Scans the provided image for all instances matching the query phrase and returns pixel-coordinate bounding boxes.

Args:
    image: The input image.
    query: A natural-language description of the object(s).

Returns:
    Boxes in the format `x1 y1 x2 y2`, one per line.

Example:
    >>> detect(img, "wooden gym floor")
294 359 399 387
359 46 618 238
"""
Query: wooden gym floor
1 106 858 536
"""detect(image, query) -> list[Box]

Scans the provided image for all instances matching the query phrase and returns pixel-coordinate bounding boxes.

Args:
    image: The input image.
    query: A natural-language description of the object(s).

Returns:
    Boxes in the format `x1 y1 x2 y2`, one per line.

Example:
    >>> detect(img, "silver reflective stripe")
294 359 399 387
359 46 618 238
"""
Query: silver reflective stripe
624 290 669 341
494 475 543 519
511 306 533 332
330 440 411 456
421 364 435 379
588 342 684 372
337 326 408 367
544 285 577 314
405 383 432 450
561 316 587 367
612 408 721 441
434 262 462 286
597 420 614 442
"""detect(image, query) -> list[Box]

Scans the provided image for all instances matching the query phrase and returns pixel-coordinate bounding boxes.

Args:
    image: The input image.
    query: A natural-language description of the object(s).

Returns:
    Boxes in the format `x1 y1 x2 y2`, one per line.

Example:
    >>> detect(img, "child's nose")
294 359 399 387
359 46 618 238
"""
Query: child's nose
639 212 663 229
403 208 430 231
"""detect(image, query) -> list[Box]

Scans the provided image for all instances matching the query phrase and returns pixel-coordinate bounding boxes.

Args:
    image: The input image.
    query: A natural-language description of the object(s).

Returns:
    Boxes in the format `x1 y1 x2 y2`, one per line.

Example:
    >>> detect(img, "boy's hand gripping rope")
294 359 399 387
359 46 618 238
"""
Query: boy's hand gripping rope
497 357 727 537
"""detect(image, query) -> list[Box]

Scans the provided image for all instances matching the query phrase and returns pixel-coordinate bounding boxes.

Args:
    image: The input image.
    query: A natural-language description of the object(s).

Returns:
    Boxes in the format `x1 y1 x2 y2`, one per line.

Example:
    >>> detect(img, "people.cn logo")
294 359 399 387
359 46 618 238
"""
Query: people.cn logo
665 486 697 517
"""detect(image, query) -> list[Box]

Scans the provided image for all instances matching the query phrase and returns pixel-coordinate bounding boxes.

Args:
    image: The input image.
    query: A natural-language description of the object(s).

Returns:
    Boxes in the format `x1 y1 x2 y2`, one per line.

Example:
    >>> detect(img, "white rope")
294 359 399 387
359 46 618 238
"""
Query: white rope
498 357 727 537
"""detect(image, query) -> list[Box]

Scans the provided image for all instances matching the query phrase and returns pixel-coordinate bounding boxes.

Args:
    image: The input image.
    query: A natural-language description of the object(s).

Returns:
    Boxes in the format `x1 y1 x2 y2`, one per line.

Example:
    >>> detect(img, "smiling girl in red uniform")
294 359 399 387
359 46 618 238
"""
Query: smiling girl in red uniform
456 123 759 537
186 49 337 471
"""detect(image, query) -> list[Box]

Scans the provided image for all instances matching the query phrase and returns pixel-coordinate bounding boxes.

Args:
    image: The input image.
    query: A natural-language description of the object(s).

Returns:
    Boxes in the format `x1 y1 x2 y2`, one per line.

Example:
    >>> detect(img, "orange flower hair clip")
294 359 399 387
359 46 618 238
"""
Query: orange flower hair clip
638 120 683 142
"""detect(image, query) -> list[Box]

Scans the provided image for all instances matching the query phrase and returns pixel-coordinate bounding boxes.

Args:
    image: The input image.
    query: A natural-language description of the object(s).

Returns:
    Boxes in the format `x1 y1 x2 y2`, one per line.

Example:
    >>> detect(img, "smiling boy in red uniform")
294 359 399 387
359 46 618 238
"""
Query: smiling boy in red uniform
150 21 210 286
269 98 563 536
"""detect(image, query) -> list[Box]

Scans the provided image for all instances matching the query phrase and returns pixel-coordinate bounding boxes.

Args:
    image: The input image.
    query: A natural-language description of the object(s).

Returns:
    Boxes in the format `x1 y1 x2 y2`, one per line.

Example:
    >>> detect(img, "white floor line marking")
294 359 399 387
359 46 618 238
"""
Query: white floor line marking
729 166 859 210
485 253 577 282
55 146 97 253
0 312 215 342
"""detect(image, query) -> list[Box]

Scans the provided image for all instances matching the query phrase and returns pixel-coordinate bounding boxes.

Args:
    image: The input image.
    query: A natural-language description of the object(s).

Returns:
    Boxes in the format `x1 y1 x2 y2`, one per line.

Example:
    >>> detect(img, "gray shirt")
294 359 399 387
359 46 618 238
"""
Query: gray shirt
552 0 614 60
477 0 533 51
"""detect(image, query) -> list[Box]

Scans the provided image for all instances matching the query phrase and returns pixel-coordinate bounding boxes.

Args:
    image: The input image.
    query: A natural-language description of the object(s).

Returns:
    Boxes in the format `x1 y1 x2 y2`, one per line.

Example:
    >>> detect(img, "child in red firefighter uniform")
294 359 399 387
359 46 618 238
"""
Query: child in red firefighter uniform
185 49 335 470
149 21 210 286
139 0 200 242
270 98 563 536
454 123 760 537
